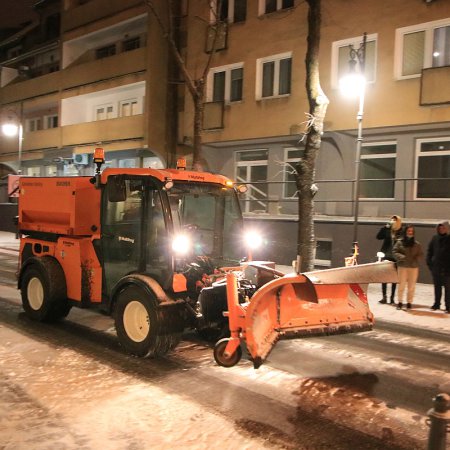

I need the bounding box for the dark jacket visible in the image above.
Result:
[376,226,403,261]
[393,238,423,268]
[427,233,450,274]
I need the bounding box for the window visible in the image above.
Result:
[95,104,114,120]
[395,18,450,79]
[118,158,137,168]
[208,63,244,103]
[96,44,116,59]
[359,142,396,199]
[331,34,377,89]
[235,150,268,213]
[122,37,141,52]
[256,52,292,99]
[315,239,332,269]
[44,115,58,129]
[44,165,57,176]
[26,166,41,176]
[26,118,42,132]
[416,138,450,199]
[216,0,247,23]
[259,0,294,15]
[283,147,304,198]
[120,99,139,117]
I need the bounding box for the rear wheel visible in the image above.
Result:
[114,285,180,357]
[213,338,242,367]
[21,258,71,322]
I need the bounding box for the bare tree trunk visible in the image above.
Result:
[295,0,329,272]
[145,0,222,172]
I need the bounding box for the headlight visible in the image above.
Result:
[172,234,191,255]
[244,231,263,249]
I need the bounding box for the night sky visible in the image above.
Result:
[0,0,37,30]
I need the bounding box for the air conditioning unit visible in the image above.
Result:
[72,153,89,165]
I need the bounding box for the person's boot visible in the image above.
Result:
[396,302,403,310]
[431,303,440,311]
[379,296,387,304]
[406,303,412,309]
[389,296,395,305]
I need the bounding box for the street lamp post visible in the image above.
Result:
[2,106,24,174]
[340,33,367,255]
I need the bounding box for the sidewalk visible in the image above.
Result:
[0,231,448,335]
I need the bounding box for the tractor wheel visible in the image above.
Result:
[21,258,71,322]
[213,338,242,367]
[114,285,178,358]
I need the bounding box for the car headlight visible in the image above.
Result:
[244,231,263,250]
[172,234,191,256]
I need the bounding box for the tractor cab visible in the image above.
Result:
[100,168,246,300]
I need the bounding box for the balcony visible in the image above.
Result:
[62,48,147,91]
[62,0,145,33]
[420,66,450,106]
[61,114,144,147]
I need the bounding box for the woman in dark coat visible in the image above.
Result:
[376,215,403,304]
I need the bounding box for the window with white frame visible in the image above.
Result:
[315,239,332,269]
[120,99,139,117]
[44,165,57,176]
[416,138,450,199]
[256,52,292,99]
[395,18,450,79]
[259,0,294,15]
[207,63,243,103]
[283,147,304,198]
[95,104,114,120]
[26,166,41,176]
[331,34,377,89]
[235,149,268,213]
[44,114,58,129]
[213,0,247,23]
[359,142,396,199]
[26,118,42,132]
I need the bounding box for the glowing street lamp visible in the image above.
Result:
[1,112,23,175]
[339,32,367,251]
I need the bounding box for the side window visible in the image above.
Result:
[416,138,450,199]
[208,64,244,103]
[360,142,397,199]
[256,53,292,99]
[395,19,450,79]
[235,149,268,213]
[216,0,247,23]
[259,0,294,15]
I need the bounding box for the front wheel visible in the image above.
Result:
[114,285,180,358]
[213,338,242,367]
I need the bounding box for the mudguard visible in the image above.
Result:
[228,261,398,368]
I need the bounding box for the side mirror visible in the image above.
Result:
[107,176,126,202]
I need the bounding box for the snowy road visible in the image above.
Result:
[0,250,448,449]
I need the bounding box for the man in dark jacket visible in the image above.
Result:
[427,221,450,313]
[376,215,403,304]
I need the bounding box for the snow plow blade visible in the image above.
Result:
[216,261,397,369]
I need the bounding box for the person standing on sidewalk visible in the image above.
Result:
[376,215,403,305]
[426,221,450,313]
[393,225,423,310]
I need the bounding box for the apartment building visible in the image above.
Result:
[0,0,169,187]
[179,0,450,271]
[0,0,449,275]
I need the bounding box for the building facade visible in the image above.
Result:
[0,0,449,279]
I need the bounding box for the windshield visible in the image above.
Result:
[167,182,244,264]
